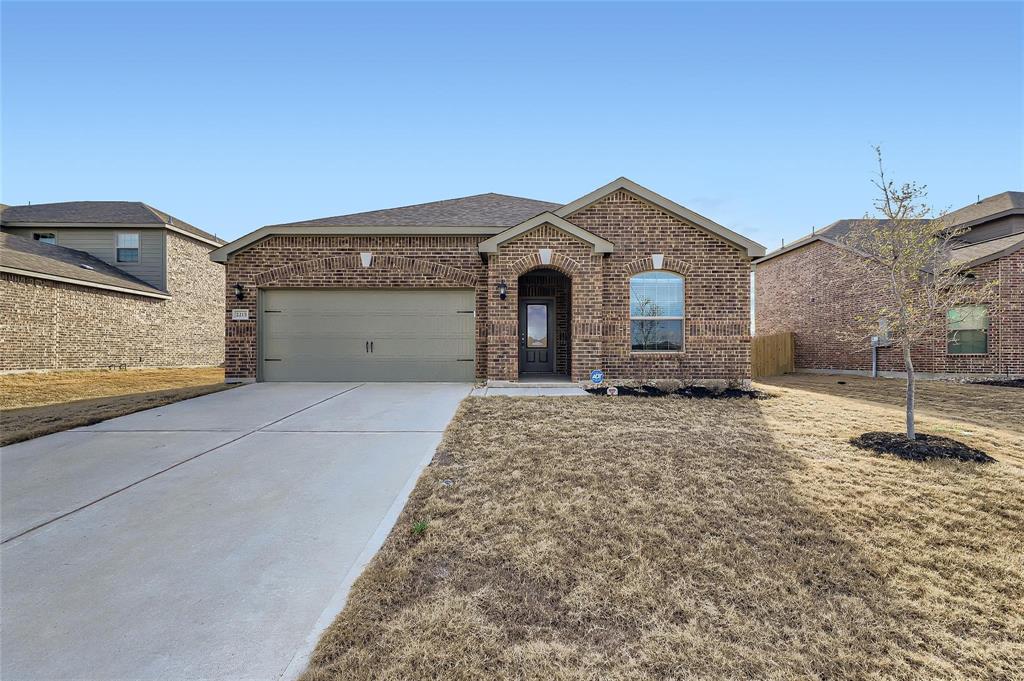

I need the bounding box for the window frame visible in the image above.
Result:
[115,231,141,263]
[33,232,57,245]
[628,270,685,353]
[946,305,989,355]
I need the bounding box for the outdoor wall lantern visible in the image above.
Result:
[497,280,508,300]
[233,283,246,301]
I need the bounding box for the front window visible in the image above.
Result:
[947,305,988,354]
[630,271,684,351]
[116,232,140,263]
[33,233,56,245]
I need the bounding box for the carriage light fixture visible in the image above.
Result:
[497,280,508,300]
[232,283,245,301]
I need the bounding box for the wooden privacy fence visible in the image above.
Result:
[751,332,795,379]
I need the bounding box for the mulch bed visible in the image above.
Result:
[974,378,1024,389]
[850,431,996,463]
[585,384,770,399]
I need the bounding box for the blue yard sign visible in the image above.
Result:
[590,369,604,384]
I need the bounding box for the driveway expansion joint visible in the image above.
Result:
[1,383,364,545]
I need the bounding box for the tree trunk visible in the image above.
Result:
[903,344,916,440]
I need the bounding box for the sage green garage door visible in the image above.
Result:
[260,289,476,382]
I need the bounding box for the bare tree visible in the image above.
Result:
[632,296,665,349]
[839,147,997,439]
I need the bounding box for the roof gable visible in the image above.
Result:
[477,213,614,254]
[555,177,765,257]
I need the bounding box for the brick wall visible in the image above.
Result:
[221,191,754,384]
[0,231,224,371]
[487,223,602,381]
[754,240,1024,376]
[570,190,752,382]
[222,235,486,381]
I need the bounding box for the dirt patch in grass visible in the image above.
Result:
[301,388,1023,680]
[0,368,232,446]
[584,384,769,399]
[851,431,997,463]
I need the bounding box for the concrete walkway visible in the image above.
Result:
[1,382,470,681]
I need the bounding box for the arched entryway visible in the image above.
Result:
[517,268,571,379]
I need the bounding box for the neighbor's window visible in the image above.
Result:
[947,305,988,354]
[116,232,140,263]
[33,233,56,245]
[630,271,684,351]
[877,318,891,346]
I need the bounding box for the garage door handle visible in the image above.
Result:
[366,341,369,353]
[370,341,374,353]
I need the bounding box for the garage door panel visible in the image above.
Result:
[261,290,475,382]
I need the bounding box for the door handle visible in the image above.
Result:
[366,341,369,353]
[370,341,374,353]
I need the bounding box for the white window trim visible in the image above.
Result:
[629,271,685,353]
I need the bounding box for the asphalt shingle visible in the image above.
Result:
[0,232,166,295]
[944,191,1024,227]
[269,193,560,228]
[0,201,223,244]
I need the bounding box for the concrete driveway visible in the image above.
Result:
[1,382,470,681]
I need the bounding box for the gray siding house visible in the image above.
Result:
[0,201,227,371]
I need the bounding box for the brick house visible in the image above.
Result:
[1,202,226,371]
[754,191,1024,378]
[210,178,765,384]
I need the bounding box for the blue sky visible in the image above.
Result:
[2,1,1021,245]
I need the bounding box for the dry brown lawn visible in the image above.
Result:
[303,379,1023,680]
[759,372,1024,434]
[0,368,231,446]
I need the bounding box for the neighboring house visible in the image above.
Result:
[210,178,766,384]
[754,191,1024,378]
[0,202,226,371]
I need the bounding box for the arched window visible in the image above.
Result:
[630,271,684,351]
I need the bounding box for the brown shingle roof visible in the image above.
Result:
[0,201,224,244]
[0,232,167,296]
[269,193,560,228]
[950,232,1024,268]
[945,191,1024,227]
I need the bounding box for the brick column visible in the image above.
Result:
[570,252,604,381]
[487,254,518,380]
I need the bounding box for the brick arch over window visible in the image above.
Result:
[623,256,692,276]
[508,251,582,278]
[252,254,478,287]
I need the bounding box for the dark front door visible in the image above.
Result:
[519,298,554,374]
